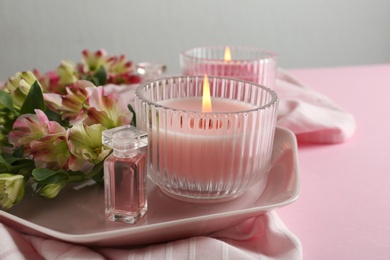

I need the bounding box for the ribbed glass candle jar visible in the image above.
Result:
[135,76,278,203]
[180,46,278,89]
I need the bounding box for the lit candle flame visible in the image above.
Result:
[224,46,232,61]
[202,74,212,112]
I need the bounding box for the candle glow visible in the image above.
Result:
[202,74,212,112]
[224,47,232,61]
[181,46,278,89]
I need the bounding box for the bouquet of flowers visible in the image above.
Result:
[0,49,145,210]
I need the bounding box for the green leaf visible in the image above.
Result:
[0,155,11,172]
[128,104,136,126]
[45,109,69,127]
[92,65,107,86]
[0,89,17,114]
[32,168,69,184]
[1,118,16,136]
[0,153,35,175]
[67,170,88,182]
[45,109,61,121]
[19,81,45,115]
[32,168,56,181]
[90,160,104,184]
[12,145,25,158]
[3,153,26,164]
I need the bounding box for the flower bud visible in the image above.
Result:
[39,181,66,199]
[0,173,25,210]
[4,71,41,110]
[57,60,78,86]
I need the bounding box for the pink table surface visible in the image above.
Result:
[278,64,390,259]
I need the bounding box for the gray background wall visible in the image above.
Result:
[1,0,389,80]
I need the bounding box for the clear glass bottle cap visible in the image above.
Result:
[102,125,148,153]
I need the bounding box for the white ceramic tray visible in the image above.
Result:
[0,127,300,247]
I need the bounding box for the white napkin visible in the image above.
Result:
[275,69,356,143]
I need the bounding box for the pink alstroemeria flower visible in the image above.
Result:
[67,123,111,168]
[8,109,66,156]
[30,134,74,171]
[9,109,80,170]
[83,86,133,128]
[43,92,63,111]
[107,55,133,74]
[44,60,79,95]
[33,61,78,95]
[59,80,96,124]
[78,49,108,75]
[43,80,95,125]
[106,55,142,84]
[33,70,61,94]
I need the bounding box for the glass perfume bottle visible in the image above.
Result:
[102,125,148,224]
